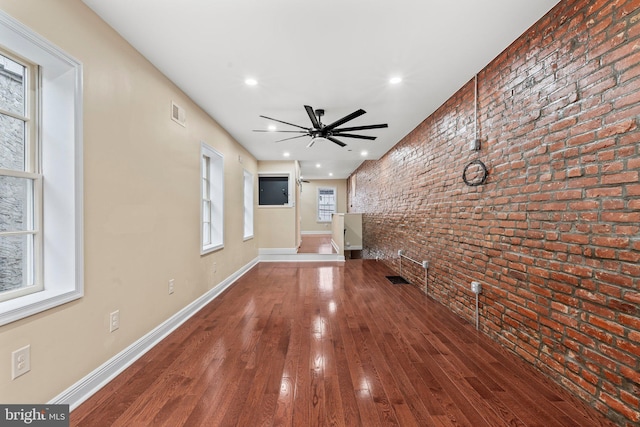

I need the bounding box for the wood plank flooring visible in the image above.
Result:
[71,260,615,426]
[298,234,335,254]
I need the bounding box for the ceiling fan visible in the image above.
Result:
[253,105,388,147]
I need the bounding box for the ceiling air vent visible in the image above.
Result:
[171,101,186,127]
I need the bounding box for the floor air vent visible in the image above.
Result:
[386,275,409,285]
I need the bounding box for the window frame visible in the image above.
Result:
[243,169,254,241]
[0,49,44,302]
[0,10,84,326]
[200,143,224,254]
[317,186,337,223]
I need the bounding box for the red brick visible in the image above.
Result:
[602,171,639,185]
[601,212,640,223]
[585,187,622,197]
[600,343,637,366]
[617,339,640,357]
[592,236,629,248]
[620,390,639,408]
[600,393,640,422]
[621,365,640,384]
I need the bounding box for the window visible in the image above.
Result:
[317,187,336,222]
[258,175,290,206]
[201,143,223,254]
[0,50,41,302]
[243,170,254,240]
[0,10,83,326]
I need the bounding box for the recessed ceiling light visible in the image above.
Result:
[245,78,258,86]
[329,172,333,177]
[316,163,321,168]
[361,150,368,156]
[268,124,277,131]
[283,152,290,157]
[390,76,402,84]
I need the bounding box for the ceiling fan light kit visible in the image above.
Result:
[253,105,388,148]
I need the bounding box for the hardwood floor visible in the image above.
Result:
[72,260,615,426]
[298,234,335,254]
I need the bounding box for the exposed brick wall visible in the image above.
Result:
[348,0,640,424]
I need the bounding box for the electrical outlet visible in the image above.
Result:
[11,345,30,380]
[213,262,217,274]
[471,281,482,294]
[168,279,175,295]
[109,310,120,332]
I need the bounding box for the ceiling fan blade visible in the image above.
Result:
[333,123,388,132]
[259,115,309,130]
[253,130,307,133]
[274,134,310,142]
[331,133,377,140]
[323,109,366,132]
[327,136,347,147]
[304,105,320,129]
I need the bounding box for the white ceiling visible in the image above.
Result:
[82,0,560,179]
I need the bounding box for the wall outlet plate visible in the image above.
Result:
[168,279,175,295]
[12,345,30,380]
[471,281,482,294]
[110,310,120,332]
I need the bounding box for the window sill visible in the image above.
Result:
[243,235,254,242]
[201,243,224,255]
[0,288,83,327]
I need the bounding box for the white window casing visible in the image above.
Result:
[243,169,254,240]
[317,187,336,223]
[201,143,223,254]
[0,10,83,326]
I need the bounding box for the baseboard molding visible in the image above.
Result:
[258,247,298,255]
[50,256,259,411]
[260,253,345,262]
[301,231,332,235]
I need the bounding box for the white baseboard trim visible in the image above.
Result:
[260,253,345,262]
[50,256,259,411]
[258,247,298,255]
[301,231,332,235]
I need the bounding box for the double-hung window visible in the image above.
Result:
[201,143,223,253]
[317,187,336,222]
[0,10,83,326]
[0,50,42,302]
[243,170,254,240]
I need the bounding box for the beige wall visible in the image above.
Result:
[300,179,347,233]
[256,160,299,250]
[0,0,258,404]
